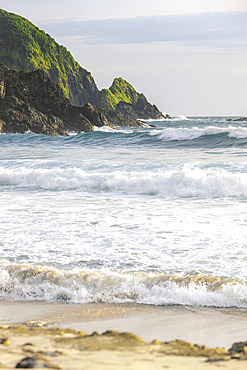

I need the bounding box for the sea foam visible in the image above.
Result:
[150,126,247,141]
[1,164,247,198]
[0,264,246,308]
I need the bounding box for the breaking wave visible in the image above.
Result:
[1,164,247,198]
[150,126,247,141]
[0,263,246,308]
[2,124,247,150]
[170,115,191,121]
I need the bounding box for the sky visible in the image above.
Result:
[0,1,247,116]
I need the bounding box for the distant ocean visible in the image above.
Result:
[0,116,247,308]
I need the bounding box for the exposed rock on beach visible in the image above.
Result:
[0,325,246,369]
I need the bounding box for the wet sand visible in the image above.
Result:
[0,301,246,369]
[0,301,247,348]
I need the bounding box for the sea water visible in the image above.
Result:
[0,116,247,308]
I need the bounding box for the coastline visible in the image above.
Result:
[0,301,247,348]
[0,301,247,369]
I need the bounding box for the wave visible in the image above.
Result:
[1,124,247,151]
[0,263,246,308]
[1,164,247,198]
[170,115,191,121]
[143,115,191,122]
[150,126,247,141]
[93,126,117,132]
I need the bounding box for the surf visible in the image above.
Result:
[0,263,246,308]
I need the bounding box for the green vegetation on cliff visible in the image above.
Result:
[0,8,98,105]
[0,8,166,118]
[97,78,139,109]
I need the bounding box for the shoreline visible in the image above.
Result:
[0,301,247,349]
[0,301,247,369]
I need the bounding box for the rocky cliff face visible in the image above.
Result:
[0,9,99,106]
[0,9,168,119]
[0,65,145,135]
[95,78,168,119]
[0,65,4,98]
[116,94,170,120]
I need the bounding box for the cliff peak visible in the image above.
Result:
[0,8,168,119]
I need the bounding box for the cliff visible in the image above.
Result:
[0,9,98,106]
[96,78,168,119]
[0,65,145,135]
[0,8,168,119]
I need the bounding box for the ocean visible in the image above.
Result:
[0,116,247,309]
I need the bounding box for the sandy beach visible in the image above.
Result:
[0,301,246,369]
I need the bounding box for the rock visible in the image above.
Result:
[15,354,61,369]
[228,341,247,354]
[116,93,170,120]
[95,77,167,119]
[0,9,169,118]
[15,356,60,368]
[0,338,10,346]
[80,103,108,127]
[227,117,247,122]
[96,105,147,127]
[0,65,146,135]
[0,66,5,99]
[0,8,98,107]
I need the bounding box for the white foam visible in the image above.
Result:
[1,164,247,198]
[150,126,247,141]
[172,115,191,121]
[0,264,246,307]
[144,115,191,122]
[93,126,141,134]
[228,127,247,139]
[143,118,170,122]
[66,131,78,136]
[93,126,117,132]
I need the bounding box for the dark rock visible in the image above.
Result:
[15,356,60,368]
[227,117,247,122]
[0,65,5,99]
[0,8,98,107]
[115,94,170,120]
[205,358,228,363]
[80,103,108,127]
[96,105,148,127]
[0,65,145,135]
[0,9,169,120]
[228,341,247,354]
[16,357,38,368]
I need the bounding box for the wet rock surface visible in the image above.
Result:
[0,66,145,135]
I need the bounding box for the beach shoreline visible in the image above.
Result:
[0,301,247,349]
[0,301,247,369]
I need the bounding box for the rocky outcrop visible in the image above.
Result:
[0,65,145,135]
[93,105,148,128]
[1,325,247,369]
[116,94,170,120]
[0,64,4,98]
[95,77,168,120]
[0,8,98,106]
[227,117,247,122]
[0,9,169,119]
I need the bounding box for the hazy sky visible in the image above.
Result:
[1,0,247,116]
